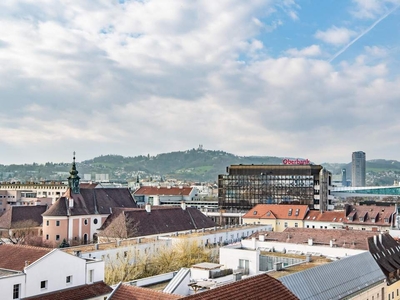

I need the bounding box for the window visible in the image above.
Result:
[89,270,94,282]
[40,280,47,289]
[94,218,98,225]
[253,211,257,215]
[295,223,298,228]
[288,209,292,216]
[84,219,88,225]
[284,222,288,228]
[56,235,60,241]
[13,284,20,299]
[66,275,72,284]
[56,220,60,226]
[295,209,300,216]
[46,220,49,226]
[46,234,49,240]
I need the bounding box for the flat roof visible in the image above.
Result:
[192,262,223,270]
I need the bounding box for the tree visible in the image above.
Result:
[59,238,70,248]
[98,211,139,242]
[104,240,212,285]
[5,219,40,245]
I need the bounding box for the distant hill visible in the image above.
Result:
[0,149,400,185]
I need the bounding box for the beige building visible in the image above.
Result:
[242,204,309,232]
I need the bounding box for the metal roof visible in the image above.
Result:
[279,252,385,300]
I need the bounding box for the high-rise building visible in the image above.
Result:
[351,151,366,187]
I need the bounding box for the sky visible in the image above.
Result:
[0,0,400,165]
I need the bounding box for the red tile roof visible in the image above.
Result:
[25,281,113,300]
[304,210,345,223]
[109,274,298,300]
[0,244,52,271]
[0,205,47,229]
[134,186,193,196]
[243,204,309,220]
[344,204,395,226]
[184,273,298,300]
[109,283,180,300]
[252,228,377,250]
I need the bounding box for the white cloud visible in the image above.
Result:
[285,45,322,57]
[0,0,399,165]
[351,0,400,18]
[315,26,357,46]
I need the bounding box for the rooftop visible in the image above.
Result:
[243,204,309,220]
[24,281,113,300]
[0,244,52,271]
[251,227,378,250]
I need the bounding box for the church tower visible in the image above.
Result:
[68,152,80,194]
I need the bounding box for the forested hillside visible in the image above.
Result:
[1,149,399,185]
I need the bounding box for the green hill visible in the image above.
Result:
[0,149,399,185]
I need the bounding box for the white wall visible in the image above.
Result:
[0,273,25,300]
[25,250,87,297]
[240,239,366,258]
[219,245,260,276]
[160,225,272,248]
[24,249,105,298]
[304,221,343,229]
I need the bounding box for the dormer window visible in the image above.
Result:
[253,211,257,215]
[295,209,300,216]
[359,217,364,222]
[288,209,292,216]
[266,211,271,216]
[384,218,389,223]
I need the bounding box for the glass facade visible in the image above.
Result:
[218,165,324,210]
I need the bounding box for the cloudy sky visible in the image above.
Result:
[1,0,399,165]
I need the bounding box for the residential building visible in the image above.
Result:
[63,224,269,267]
[42,156,137,245]
[218,163,334,211]
[242,204,310,232]
[0,206,47,243]
[0,182,68,206]
[344,204,395,231]
[279,252,386,300]
[304,210,344,229]
[0,244,111,300]
[352,151,366,187]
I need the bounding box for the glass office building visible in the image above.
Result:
[218,164,332,210]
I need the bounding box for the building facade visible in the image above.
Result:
[42,156,137,246]
[218,163,333,211]
[352,151,366,187]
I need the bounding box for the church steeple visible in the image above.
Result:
[68,152,80,194]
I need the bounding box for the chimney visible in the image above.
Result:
[25,261,30,267]
[181,202,187,211]
[259,234,265,242]
[379,234,383,245]
[330,240,333,247]
[308,238,313,246]
[145,203,151,213]
[373,235,377,246]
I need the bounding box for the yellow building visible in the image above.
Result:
[242,204,309,232]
